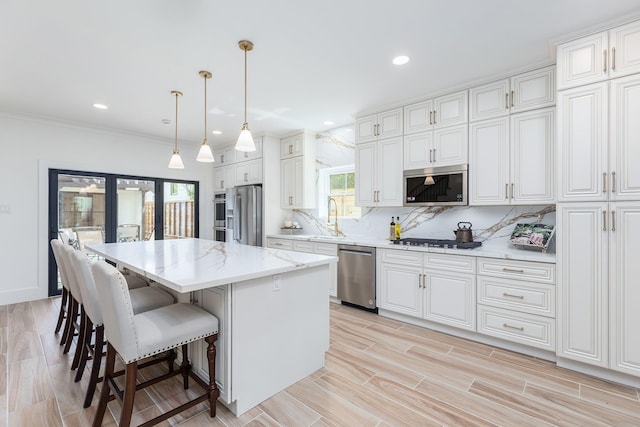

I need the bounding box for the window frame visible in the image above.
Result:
[318,164,360,219]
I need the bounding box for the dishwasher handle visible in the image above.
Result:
[338,249,374,256]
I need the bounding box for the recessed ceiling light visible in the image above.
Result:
[212,130,222,135]
[92,103,108,110]
[392,55,410,65]
[323,121,334,126]
[161,119,172,125]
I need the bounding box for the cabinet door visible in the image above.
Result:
[511,108,555,205]
[292,156,305,208]
[424,271,475,331]
[237,137,263,162]
[235,159,262,185]
[377,137,403,206]
[432,124,468,167]
[404,100,433,134]
[557,82,608,202]
[378,263,422,317]
[557,203,608,367]
[610,202,640,376]
[378,108,403,139]
[610,74,640,201]
[510,66,555,113]
[469,117,509,205]
[433,90,468,128]
[609,20,640,79]
[281,134,304,159]
[223,165,235,190]
[280,157,296,208]
[355,142,376,206]
[403,132,432,170]
[214,167,226,192]
[469,79,509,122]
[557,32,608,90]
[355,114,377,143]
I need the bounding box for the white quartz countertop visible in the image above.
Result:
[266,234,556,264]
[87,238,338,293]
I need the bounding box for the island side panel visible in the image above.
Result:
[231,264,330,416]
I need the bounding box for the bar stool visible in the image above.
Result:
[67,250,176,407]
[50,239,73,339]
[91,261,219,427]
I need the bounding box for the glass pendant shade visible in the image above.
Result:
[168,149,184,169]
[235,124,255,152]
[424,176,435,185]
[197,139,215,162]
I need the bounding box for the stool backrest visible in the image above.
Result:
[91,261,139,362]
[50,239,71,291]
[59,243,83,304]
[69,250,103,326]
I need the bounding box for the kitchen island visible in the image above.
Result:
[88,238,337,416]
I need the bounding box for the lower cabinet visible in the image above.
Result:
[377,249,476,331]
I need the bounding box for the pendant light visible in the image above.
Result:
[168,90,185,169]
[196,70,215,162]
[235,40,256,152]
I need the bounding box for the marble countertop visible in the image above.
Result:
[266,234,556,264]
[87,238,338,293]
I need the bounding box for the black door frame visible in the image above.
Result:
[48,168,199,296]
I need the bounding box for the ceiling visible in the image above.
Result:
[3,0,640,148]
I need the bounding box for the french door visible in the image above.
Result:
[48,169,199,296]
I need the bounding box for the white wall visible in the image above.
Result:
[0,113,214,305]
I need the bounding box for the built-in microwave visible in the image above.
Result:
[403,164,468,206]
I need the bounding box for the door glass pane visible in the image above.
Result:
[163,182,195,239]
[117,178,155,242]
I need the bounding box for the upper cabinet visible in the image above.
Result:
[213,138,264,192]
[469,66,555,122]
[403,90,468,135]
[355,137,403,207]
[557,21,640,90]
[280,130,316,209]
[355,108,403,143]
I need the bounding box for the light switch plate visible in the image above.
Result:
[273,274,281,292]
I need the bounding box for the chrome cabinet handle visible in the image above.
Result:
[418,273,423,288]
[505,93,509,109]
[289,144,293,155]
[603,209,607,231]
[604,50,608,73]
[603,172,607,193]
[503,268,524,273]
[221,180,224,188]
[612,210,616,232]
[433,149,436,162]
[612,171,616,193]
[511,90,515,107]
[244,152,249,158]
[244,172,248,182]
[505,183,509,199]
[433,110,436,124]
[503,323,524,332]
[429,111,433,125]
[510,183,514,199]
[274,242,283,246]
[612,47,616,70]
[220,154,224,163]
[502,293,525,299]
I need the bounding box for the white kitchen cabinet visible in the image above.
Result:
[235,158,262,186]
[265,237,293,250]
[355,137,403,207]
[235,138,263,162]
[377,249,476,331]
[469,66,555,122]
[403,125,468,170]
[280,131,316,209]
[355,108,403,143]
[213,146,236,165]
[213,165,235,192]
[557,20,640,90]
[470,108,554,205]
[403,90,467,135]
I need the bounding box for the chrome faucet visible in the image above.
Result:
[327,197,339,237]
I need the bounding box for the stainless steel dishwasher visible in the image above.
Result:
[337,244,376,311]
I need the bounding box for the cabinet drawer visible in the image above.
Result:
[424,253,475,274]
[477,258,555,284]
[314,242,337,256]
[266,238,293,250]
[293,241,314,253]
[477,305,555,351]
[379,249,423,267]
[477,276,555,317]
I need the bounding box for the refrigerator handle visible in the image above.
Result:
[234,193,241,242]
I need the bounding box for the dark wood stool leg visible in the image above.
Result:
[119,362,138,427]
[71,306,87,370]
[62,298,79,353]
[54,287,68,334]
[181,344,190,389]
[166,348,176,373]
[84,324,103,408]
[92,341,115,427]
[60,294,74,345]
[205,334,219,417]
[75,316,93,382]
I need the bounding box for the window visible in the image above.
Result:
[319,165,361,219]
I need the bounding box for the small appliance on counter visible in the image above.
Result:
[392,238,481,249]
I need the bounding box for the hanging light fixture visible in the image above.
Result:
[424,175,435,185]
[168,90,185,169]
[196,70,215,162]
[235,40,256,152]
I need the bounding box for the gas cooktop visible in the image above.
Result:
[391,238,482,249]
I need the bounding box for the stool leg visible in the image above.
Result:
[60,294,74,345]
[119,362,137,427]
[84,324,103,408]
[75,316,93,383]
[181,344,189,389]
[205,334,219,417]
[71,306,87,370]
[54,287,68,334]
[92,341,115,427]
[166,349,176,373]
[63,298,79,354]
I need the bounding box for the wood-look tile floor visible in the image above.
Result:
[2,298,640,426]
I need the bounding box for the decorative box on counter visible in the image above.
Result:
[509,223,555,253]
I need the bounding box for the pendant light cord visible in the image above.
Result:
[204,76,207,139]
[243,47,248,124]
[174,92,179,151]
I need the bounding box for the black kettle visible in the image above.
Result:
[453,222,474,243]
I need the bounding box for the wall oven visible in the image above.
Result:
[214,193,226,242]
[403,164,468,206]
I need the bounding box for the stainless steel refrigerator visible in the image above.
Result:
[225,185,262,246]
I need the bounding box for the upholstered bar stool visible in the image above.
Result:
[50,239,73,340]
[91,261,219,427]
[68,249,176,407]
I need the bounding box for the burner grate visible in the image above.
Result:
[391,238,482,249]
